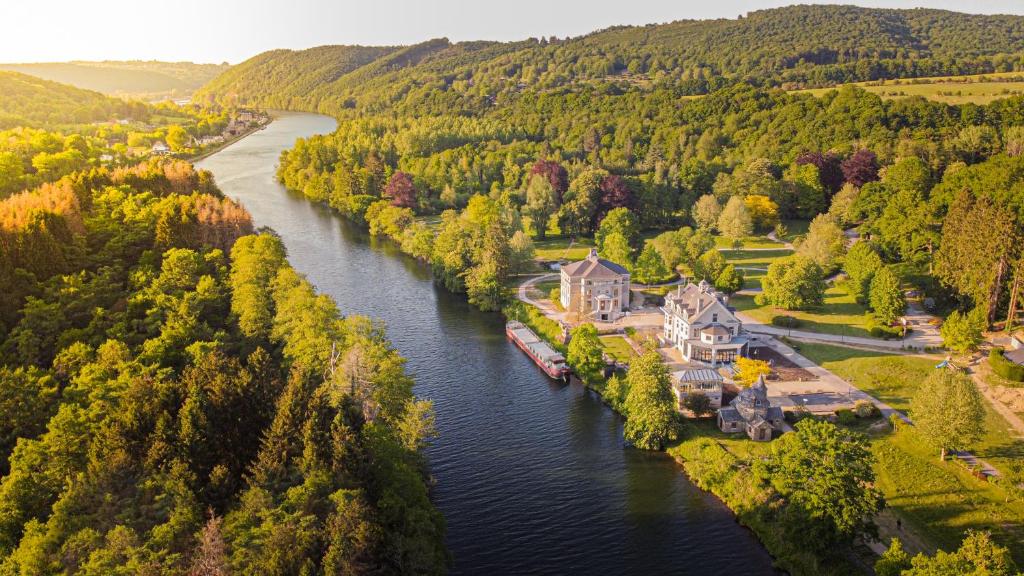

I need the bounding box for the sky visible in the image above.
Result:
[3,0,1024,64]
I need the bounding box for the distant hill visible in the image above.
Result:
[0,71,149,128]
[196,5,1024,116]
[0,61,229,101]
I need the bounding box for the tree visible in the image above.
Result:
[953,125,1001,164]
[795,150,844,195]
[524,174,559,240]
[383,171,417,209]
[694,249,726,282]
[869,266,905,324]
[595,207,638,253]
[905,530,1017,576]
[164,125,191,152]
[875,538,912,576]
[844,242,883,303]
[940,308,987,353]
[530,159,568,199]
[714,264,743,295]
[883,156,932,195]
[684,392,713,417]
[796,214,845,273]
[935,191,1018,325]
[757,419,883,545]
[598,174,633,216]
[757,256,826,310]
[841,149,880,187]
[717,196,753,240]
[734,357,772,387]
[827,183,859,227]
[190,515,230,576]
[744,195,779,232]
[633,244,672,284]
[623,350,677,450]
[465,260,504,311]
[600,232,634,270]
[910,370,985,461]
[692,194,721,230]
[559,169,604,235]
[649,227,692,270]
[567,323,604,384]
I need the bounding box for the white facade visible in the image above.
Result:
[662,280,748,366]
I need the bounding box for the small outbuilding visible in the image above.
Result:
[717,375,784,441]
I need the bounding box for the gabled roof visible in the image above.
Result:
[561,250,629,279]
[665,282,738,325]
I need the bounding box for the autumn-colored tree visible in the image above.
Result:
[383,171,417,209]
[841,149,880,187]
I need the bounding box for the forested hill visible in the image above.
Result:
[0,61,229,101]
[0,71,150,128]
[195,4,1024,113]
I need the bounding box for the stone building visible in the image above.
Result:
[560,249,631,322]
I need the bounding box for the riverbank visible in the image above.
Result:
[196,111,780,574]
[187,120,267,163]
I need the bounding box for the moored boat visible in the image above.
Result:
[506,321,570,379]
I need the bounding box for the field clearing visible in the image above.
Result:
[712,234,784,249]
[721,248,792,268]
[793,72,1024,105]
[533,236,595,261]
[731,285,873,338]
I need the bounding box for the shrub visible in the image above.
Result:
[771,315,802,328]
[835,409,856,425]
[990,348,1024,382]
[853,400,878,418]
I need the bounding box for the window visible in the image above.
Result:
[712,313,718,322]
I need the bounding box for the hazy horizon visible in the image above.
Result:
[4,0,1024,65]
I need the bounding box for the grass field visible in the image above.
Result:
[797,343,935,411]
[793,72,1024,105]
[871,426,1024,565]
[533,236,595,261]
[721,248,792,268]
[712,234,785,249]
[599,335,637,362]
[731,285,873,338]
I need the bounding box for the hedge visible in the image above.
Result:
[771,315,802,328]
[989,348,1024,382]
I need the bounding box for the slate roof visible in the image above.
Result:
[561,251,629,279]
[718,407,745,423]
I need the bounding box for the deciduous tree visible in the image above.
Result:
[910,370,985,461]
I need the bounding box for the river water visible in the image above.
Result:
[197,111,778,575]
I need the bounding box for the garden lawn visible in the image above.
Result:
[533,236,594,261]
[599,335,637,362]
[713,234,785,249]
[779,219,809,243]
[871,426,1024,566]
[731,285,873,338]
[721,249,792,269]
[796,343,934,412]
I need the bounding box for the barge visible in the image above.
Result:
[506,321,570,379]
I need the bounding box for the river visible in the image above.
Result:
[197,111,779,575]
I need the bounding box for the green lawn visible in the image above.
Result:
[721,248,792,268]
[797,343,935,412]
[800,342,1024,477]
[792,72,1024,105]
[713,234,785,249]
[731,285,873,338]
[779,219,809,243]
[599,335,637,362]
[533,236,595,261]
[871,426,1024,565]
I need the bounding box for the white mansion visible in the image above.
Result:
[560,249,631,322]
[662,280,749,366]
